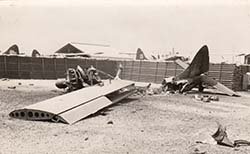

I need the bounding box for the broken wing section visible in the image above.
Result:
[178,45,209,79]
[9,80,135,124]
[9,109,58,122]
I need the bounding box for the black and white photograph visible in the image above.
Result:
[1,0,250,153]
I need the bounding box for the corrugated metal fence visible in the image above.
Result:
[119,60,239,90]
[0,55,243,90]
[0,56,117,79]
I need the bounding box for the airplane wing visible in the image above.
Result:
[177,45,209,79]
[9,80,135,124]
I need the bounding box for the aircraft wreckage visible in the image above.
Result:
[161,45,239,96]
[9,65,136,124]
[9,45,239,124]
[9,80,135,124]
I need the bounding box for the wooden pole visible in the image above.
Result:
[219,63,223,82]
[164,62,168,77]
[42,58,45,79]
[130,61,134,80]
[17,56,20,78]
[4,56,7,77]
[154,62,159,83]
[138,60,142,82]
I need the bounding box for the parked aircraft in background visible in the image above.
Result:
[135,48,158,60]
[2,44,20,55]
[31,49,41,57]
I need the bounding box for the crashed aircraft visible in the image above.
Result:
[55,65,104,92]
[9,66,136,124]
[162,45,239,96]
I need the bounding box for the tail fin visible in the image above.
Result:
[136,48,148,60]
[178,45,209,79]
[3,44,19,55]
[31,49,41,57]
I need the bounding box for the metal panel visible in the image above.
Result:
[213,82,239,96]
[10,79,134,124]
[59,96,112,124]
[20,80,133,115]
[175,59,188,69]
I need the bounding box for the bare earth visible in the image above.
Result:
[1,79,250,154]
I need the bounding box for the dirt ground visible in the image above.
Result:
[1,79,250,154]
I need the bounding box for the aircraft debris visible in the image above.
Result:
[55,65,104,92]
[8,86,16,89]
[134,83,152,96]
[107,120,113,125]
[191,148,207,154]
[212,123,250,147]
[9,58,134,125]
[161,45,239,97]
[194,95,219,103]
[9,79,136,124]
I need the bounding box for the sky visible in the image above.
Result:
[1,0,250,63]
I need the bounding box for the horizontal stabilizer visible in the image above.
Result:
[213,82,239,96]
[201,75,239,96]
